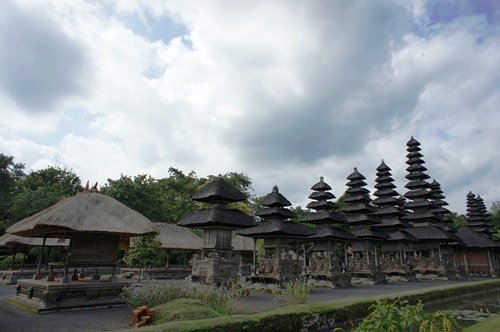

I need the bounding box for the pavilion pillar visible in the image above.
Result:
[463,251,468,274]
[44,247,52,270]
[33,236,46,280]
[9,250,17,271]
[252,238,257,275]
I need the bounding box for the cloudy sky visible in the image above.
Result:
[1,0,499,214]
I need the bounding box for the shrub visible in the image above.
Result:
[350,299,462,332]
[120,279,247,316]
[272,278,312,306]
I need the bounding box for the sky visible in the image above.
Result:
[1,0,499,215]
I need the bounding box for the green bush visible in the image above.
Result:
[0,255,23,270]
[272,278,312,306]
[350,299,462,332]
[120,280,247,316]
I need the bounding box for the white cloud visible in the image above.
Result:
[1,0,499,215]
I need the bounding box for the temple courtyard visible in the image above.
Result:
[0,277,497,332]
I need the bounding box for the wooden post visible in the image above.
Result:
[33,236,47,279]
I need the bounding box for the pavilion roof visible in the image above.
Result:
[232,234,255,251]
[238,220,315,238]
[308,226,356,241]
[6,191,158,237]
[178,206,257,229]
[192,177,247,203]
[143,222,202,250]
[455,226,500,249]
[0,233,69,248]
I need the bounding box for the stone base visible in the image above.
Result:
[0,269,65,285]
[351,271,387,285]
[9,279,130,313]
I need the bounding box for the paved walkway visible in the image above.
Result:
[0,278,486,332]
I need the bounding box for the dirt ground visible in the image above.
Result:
[0,278,485,332]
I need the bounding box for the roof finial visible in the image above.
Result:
[272,185,279,193]
[319,176,324,182]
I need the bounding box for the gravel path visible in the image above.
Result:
[0,278,483,332]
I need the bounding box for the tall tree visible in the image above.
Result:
[0,154,26,232]
[8,166,83,225]
[102,174,169,222]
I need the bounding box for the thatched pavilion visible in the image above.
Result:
[123,222,203,280]
[5,188,158,312]
[0,234,69,284]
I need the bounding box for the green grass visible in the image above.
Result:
[152,299,221,324]
[464,315,500,332]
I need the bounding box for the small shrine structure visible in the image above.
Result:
[371,160,417,281]
[300,177,356,288]
[123,222,203,280]
[5,186,158,312]
[454,192,500,276]
[342,168,389,284]
[0,234,69,284]
[177,177,257,284]
[239,185,314,284]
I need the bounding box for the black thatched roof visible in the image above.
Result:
[310,177,332,191]
[260,185,292,207]
[256,206,297,219]
[385,230,418,242]
[178,206,257,229]
[300,210,347,224]
[350,227,390,240]
[308,226,356,241]
[405,226,462,242]
[455,226,500,249]
[192,177,247,203]
[238,220,315,238]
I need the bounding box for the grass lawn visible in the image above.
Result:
[464,315,500,332]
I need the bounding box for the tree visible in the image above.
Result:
[0,154,25,232]
[7,166,82,225]
[102,174,169,222]
[490,201,500,233]
[448,212,467,230]
[123,236,165,282]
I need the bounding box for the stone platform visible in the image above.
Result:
[8,278,130,313]
[1,269,65,284]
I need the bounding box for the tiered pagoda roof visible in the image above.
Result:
[178,177,257,229]
[238,186,314,238]
[402,137,460,243]
[402,137,438,225]
[341,168,389,240]
[372,160,410,229]
[465,192,499,242]
[429,179,454,231]
[371,160,417,242]
[300,177,355,241]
